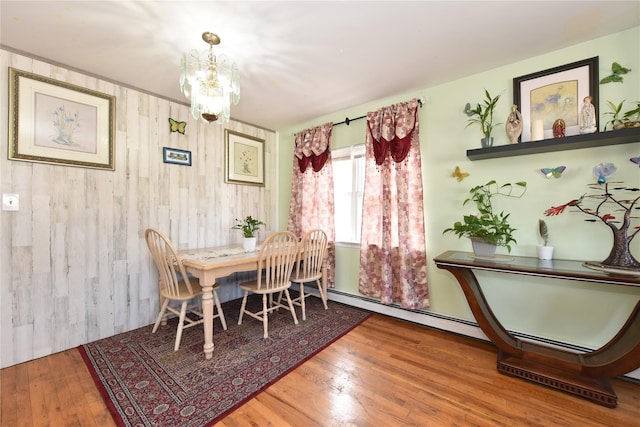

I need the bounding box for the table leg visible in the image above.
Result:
[199,270,217,360]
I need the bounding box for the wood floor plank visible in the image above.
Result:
[1,313,639,426]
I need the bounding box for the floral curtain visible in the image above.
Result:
[358,99,429,308]
[287,122,335,288]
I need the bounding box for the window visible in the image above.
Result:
[332,145,365,243]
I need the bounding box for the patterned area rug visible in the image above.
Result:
[79,294,370,426]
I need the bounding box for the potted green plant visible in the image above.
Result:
[604,100,640,130]
[443,180,527,257]
[232,215,265,250]
[622,101,640,127]
[464,89,502,148]
[603,100,626,130]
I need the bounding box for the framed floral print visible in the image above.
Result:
[224,129,265,186]
[8,68,116,170]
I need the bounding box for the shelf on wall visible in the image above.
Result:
[466,127,640,161]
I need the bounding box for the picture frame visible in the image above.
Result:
[224,129,265,186]
[163,147,192,166]
[8,68,116,170]
[513,57,598,142]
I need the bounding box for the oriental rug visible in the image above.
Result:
[79,294,370,427]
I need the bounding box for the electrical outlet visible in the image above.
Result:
[2,193,19,211]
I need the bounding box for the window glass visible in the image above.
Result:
[332,145,365,243]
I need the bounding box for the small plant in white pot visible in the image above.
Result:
[537,219,554,260]
[232,216,265,251]
[443,180,527,258]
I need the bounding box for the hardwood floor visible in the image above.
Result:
[2,314,639,426]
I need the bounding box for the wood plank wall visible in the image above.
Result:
[0,50,279,368]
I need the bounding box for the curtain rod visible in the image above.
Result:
[333,97,424,127]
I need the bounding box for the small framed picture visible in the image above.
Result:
[8,68,116,170]
[224,129,265,186]
[513,57,598,142]
[163,147,191,166]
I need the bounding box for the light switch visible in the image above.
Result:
[2,193,19,211]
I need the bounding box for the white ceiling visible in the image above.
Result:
[1,1,639,130]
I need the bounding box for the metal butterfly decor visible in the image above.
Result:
[600,62,632,84]
[169,118,187,134]
[540,166,566,179]
[631,157,640,167]
[451,166,470,182]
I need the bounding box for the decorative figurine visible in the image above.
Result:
[552,118,566,138]
[505,104,523,143]
[579,96,597,134]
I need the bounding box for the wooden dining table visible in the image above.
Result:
[179,244,327,359]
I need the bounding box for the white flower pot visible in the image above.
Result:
[537,245,554,260]
[242,237,257,251]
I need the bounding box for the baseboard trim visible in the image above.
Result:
[327,290,640,382]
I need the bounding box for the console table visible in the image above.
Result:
[433,250,640,407]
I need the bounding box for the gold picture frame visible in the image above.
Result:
[8,68,116,170]
[224,129,265,186]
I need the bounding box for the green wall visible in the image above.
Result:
[278,27,640,349]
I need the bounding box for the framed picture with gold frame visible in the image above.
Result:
[513,57,598,142]
[8,68,116,170]
[224,129,265,186]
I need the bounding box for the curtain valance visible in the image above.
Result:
[366,99,419,165]
[294,122,333,172]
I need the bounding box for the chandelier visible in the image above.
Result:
[179,32,240,123]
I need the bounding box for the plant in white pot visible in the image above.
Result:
[443,180,527,258]
[232,216,265,251]
[464,89,502,148]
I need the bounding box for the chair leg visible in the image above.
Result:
[152,299,170,333]
[262,294,269,339]
[283,289,299,325]
[299,283,306,321]
[316,279,328,310]
[238,291,249,325]
[174,301,188,352]
[213,290,227,330]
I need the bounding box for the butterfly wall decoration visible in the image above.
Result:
[631,157,640,167]
[599,62,632,84]
[451,166,469,182]
[540,166,566,179]
[169,118,187,134]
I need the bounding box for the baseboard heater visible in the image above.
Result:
[327,289,640,382]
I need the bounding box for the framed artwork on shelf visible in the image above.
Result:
[8,68,116,170]
[163,147,192,166]
[224,129,265,186]
[513,57,598,142]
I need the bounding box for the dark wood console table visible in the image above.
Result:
[433,250,640,408]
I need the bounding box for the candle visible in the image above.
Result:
[531,120,544,141]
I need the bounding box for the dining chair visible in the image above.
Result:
[238,231,299,338]
[145,228,227,351]
[291,229,329,320]
[288,229,329,320]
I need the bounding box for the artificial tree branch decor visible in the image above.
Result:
[544,163,640,270]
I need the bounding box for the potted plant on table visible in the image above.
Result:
[232,215,265,251]
[465,89,502,148]
[443,180,527,257]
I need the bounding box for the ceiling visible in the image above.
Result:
[2,1,639,131]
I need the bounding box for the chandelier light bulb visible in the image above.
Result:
[180,31,240,123]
